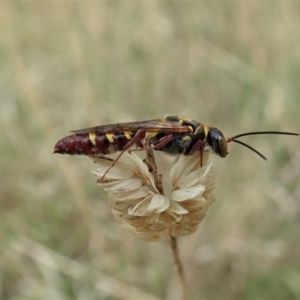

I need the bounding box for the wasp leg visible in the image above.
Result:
[186,140,204,167]
[92,155,114,163]
[98,129,146,182]
[128,134,174,153]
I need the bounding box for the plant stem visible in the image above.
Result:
[144,148,189,298]
[145,148,164,195]
[168,233,189,300]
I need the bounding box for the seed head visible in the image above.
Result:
[92,151,215,241]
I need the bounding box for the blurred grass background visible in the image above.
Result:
[1,1,300,299]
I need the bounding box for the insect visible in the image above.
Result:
[54,115,299,180]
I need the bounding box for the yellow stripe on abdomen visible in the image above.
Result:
[88,132,96,145]
[123,132,132,140]
[105,133,115,143]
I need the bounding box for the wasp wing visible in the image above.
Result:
[70,118,190,134]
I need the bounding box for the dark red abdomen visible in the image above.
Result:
[53,132,130,156]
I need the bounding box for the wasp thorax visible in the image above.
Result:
[207,128,228,157]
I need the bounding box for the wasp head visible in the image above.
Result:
[207,127,228,157]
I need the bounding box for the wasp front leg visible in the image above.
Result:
[186,139,205,167]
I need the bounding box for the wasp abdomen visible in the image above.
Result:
[53,132,133,156]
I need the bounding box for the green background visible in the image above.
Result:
[1,2,299,299]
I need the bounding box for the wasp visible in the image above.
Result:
[54,115,299,180]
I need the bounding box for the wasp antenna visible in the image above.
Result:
[231,139,267,160]
[231,131,299,140]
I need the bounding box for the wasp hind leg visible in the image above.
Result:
[97,129,146,182]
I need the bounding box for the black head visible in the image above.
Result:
[207,128,299,159]
[207,127,228,157]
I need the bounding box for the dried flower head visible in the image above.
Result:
[92,151,215,241]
